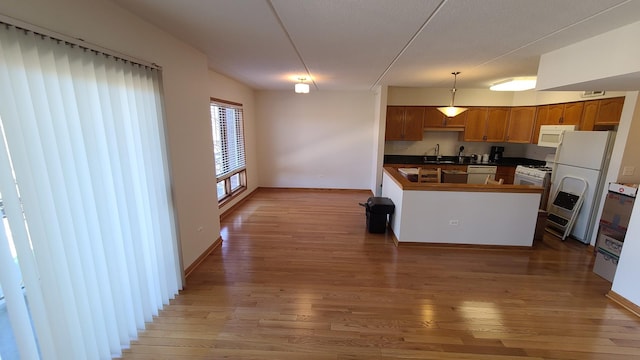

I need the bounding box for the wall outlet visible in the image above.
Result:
[623,166,635,176]
[449,220,459,226]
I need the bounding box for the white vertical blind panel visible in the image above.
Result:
[0,28,57,360]
[90,57,140,345]
[0,217,40,360]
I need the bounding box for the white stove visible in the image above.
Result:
[515,165,553,209]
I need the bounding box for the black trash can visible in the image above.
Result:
[361,197,395,233]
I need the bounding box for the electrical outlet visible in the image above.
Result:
[623,166,635,176]
[449,220,459,226]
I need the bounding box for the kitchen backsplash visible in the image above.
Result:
[385,131,556,161]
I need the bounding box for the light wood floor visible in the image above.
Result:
[120,188,640,359]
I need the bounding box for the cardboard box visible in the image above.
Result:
[599,191,635,230]
[597,223,626,241]
[596,233,623,256]
[593,247,619,282]
[608,182,638,197]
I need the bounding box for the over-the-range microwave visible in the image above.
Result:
[537,125,576,147]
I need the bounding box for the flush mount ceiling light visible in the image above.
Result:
[490,77,537,91]
[294,77,310,94]
[437,72,467,117]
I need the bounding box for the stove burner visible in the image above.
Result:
[522,165,553,172]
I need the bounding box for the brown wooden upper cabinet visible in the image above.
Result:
[462,107,509,142]
[385,106,424,141]
[505,106,537,143]
[581,97,625,130]
[532,102,584,144]
[423,106,466,129]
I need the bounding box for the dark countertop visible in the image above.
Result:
[383,155,545,167]
[383,167,544,193]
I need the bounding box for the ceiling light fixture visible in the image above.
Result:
[437,72,467,117]
[294,77,310,94]
[490,77,537,91]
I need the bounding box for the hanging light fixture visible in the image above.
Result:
[294,77,310,94]
[437,72,467,117]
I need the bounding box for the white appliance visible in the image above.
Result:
[467,165,497,184]
[514,165,552,209]
[538,125,576,147]
[550,131,616,244]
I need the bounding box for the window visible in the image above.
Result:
[210,98,247,203]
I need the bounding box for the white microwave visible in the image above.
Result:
[537,125,575,147]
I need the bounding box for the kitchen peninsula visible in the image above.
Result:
[382,167,543,247]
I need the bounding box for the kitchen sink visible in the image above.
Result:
[424,160,456,164]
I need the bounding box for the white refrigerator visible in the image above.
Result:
[550,131,615,244]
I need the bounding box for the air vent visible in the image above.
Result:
[582,91,605,98]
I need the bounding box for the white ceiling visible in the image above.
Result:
[111,0,640,91]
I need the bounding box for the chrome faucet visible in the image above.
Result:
[435,143,441,160]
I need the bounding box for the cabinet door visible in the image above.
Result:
[444,110,467,128]
[462,107,488,141]
[547,104,565,125]
[596,97,624,125]
[580,100,599,131]
[562,102,584,126]
[506,106,536,143]
[532,105,549,144]
[496,166,515,185]
[403,107,425,140]
[385,106,405,140]
[485,107,509,142]
[423,107,445,128]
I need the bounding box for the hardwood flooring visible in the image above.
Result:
[120,188,640,359]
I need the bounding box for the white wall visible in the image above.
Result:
[537,21,640,91]
[387,88,515,106]
[371,86,388,196]
[256,91,375,189]
[0,0,218,270]
[208,71,259,212]
[612,194,640,305]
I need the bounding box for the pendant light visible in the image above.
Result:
[294,77,310,94]
[437,72,467,117]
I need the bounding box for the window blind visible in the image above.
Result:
[210,100,246,179]
[0,21,181,359]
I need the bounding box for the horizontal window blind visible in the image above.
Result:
[210,100,246,179]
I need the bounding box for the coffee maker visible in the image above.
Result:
[490,146,504,162]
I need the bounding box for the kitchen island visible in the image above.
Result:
[382,167,543,247]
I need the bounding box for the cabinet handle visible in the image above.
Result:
[559,117,564,123]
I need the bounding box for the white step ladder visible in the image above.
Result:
[546,176,587,241]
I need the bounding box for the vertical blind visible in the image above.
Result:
[0,22,181,359]
[210,100,246,178]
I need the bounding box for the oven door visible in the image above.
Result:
[515,172,550,209]
[514,172,543,187]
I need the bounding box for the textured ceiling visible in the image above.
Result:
[112,0,640,91]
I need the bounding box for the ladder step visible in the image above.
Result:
[547,213,569,227]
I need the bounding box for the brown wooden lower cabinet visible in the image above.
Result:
[496,166,515,185]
